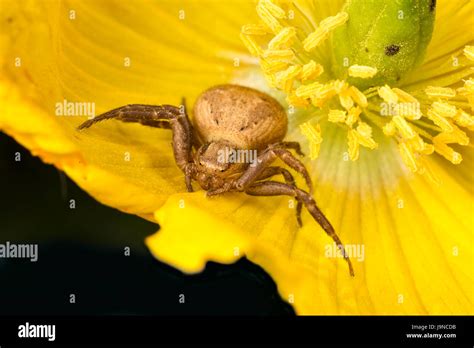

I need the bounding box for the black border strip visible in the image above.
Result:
[0,315,471,345]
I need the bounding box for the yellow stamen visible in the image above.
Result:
[328,109,347,123]
[339,88,354,110]
[397,103,422,120]
[261,60,288,74]
[356,122,372,137]
[349,86,368,108]
[300,122,322,160]
[457,92,474,111]
[295,81,322,98]
[425,86,456,99]
[464,45,474,61]
[241,24,269,35]
[262,49,294,61]
[390,88,422,120]
[302,12,348,52]
[378,85,399,104]
[427,109,454,132]
[409,135,434,155]
[431,101,457,118]
[392,115,416,139]
[355,122,378,149]
[300,60,324,81]
[275,65,302,85]
[240,33,263,57]
[398,142,418,172]
[286,93,310,107]
[319,12,349,31]
[458,77,474,96]
[421,144,435,155]
[275,65,301,94]
[347,130,359,161]
[339,97,354,111]
[463,78,474,94]
[282,79,295,94]
[256,1,282,33]
[303,28,329,52]
[345,106,361,127]
[268,27,297,49]
[453,109,474,130]
[332,80,346,94]
[434,125,469,146]
[392,88,418,103]
[260,0,286,19]
[433,140,462,164]
[383,121,396,136]
[242,5,473,172]
[458,79,474,111]
[348,65,378,78]
[311,83,337,108]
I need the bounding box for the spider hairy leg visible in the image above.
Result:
[77,104,195,192]
[246,181,354,277]
[234,145,313,193]
[256,166,304,227]
[277,141,305,157]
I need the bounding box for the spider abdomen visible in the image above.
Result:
[193,84,287,150]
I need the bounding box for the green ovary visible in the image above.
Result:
[331,0,436,90]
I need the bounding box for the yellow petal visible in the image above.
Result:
[1,0,473,316]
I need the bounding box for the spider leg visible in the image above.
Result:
[205,182,233,197]
[234,145,312,193]
[77,104,195,192]
[276,141,305,157]
[269,143,312,192]
[180,97,201,150]
[245,180,354,277]
[256,166,304,227]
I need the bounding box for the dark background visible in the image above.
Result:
[0,132,294,315]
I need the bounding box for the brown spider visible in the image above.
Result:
[78,84,354,276]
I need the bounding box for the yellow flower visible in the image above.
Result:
[0,0,472,314]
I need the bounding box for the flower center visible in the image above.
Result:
[241,0,474,182]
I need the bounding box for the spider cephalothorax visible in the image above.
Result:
[78,84,354,276]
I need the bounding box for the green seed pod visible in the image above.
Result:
[331,0,436,90]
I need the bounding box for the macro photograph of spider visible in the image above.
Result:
[0,0,473,344]
[78,84,354,276]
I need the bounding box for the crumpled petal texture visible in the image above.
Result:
[0,0,472,314]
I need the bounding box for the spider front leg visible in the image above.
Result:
[256,166,304,227]
[246,181,354,277]
[206,142,312,197]
[234,143,313,193]
[77,104,196,192]
[276,141,305,157]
